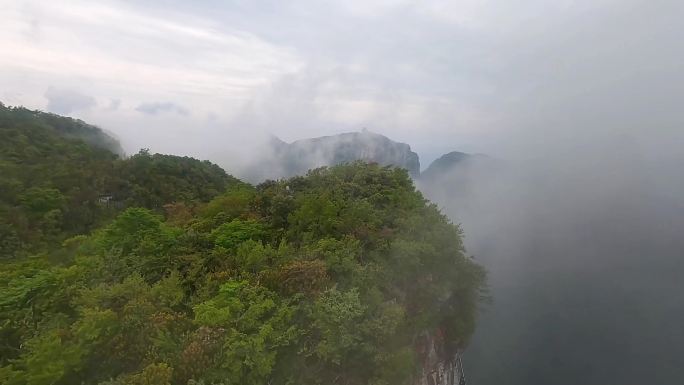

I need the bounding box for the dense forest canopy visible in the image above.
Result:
[0,104,240,258]
[0,106,486,385]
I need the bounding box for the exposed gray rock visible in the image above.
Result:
[415,329,467,385]
[243,129,420,181]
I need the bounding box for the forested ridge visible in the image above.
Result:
[0,105,486,385]
[0,103,240,257]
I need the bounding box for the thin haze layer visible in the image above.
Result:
[1,1,683,383]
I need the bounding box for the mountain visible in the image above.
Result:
[420,151,496,181]
[243,129,420,181]
[0,107,486,385]
[420,151,474,181]
[0,102,124,156]
[0,103,240,258]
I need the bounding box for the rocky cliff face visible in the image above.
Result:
[242,130,420,181]
[238,131,499,186]
[415,329,467,385]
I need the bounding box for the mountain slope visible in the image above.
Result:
[0,104,240,258]
[420,151,474,181]
[0,103,124,155]
[0,108,486,384]
[0,162,486,385]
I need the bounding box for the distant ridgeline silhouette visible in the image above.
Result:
[242,129,485,183]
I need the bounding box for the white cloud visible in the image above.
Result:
[0,0,680,168]
[136,101,189,116]
[44,86,96,114]
[0,0,302,113]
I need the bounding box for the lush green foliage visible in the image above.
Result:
[0,105,485,384]
[111,150,239,209]
[0,104,240,258]
[1,160,486,385]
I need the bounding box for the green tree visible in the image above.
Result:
[193,281,297,385]
[0,154,487,385]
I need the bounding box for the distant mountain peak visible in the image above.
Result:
[245,130,420,181]
[419,151,492,181]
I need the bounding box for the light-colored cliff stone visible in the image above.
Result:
[414,330,466,385]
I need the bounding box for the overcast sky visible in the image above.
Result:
[1,0,682,168]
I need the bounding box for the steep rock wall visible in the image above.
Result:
[415,330,466,385]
